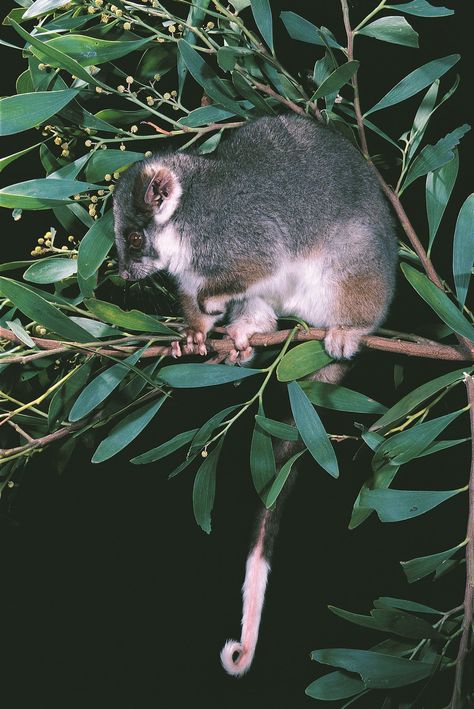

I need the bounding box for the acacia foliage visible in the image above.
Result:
[0,1,473,705]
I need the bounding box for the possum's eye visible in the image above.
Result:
[128,232,143,250]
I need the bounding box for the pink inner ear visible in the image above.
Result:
[144,168,174,206]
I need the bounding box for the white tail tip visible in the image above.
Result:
[220,640,253,677]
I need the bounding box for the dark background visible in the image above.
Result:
[1,1,473,707]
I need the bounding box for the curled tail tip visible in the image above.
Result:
[220,640,253,677]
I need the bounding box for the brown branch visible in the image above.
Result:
[338,0,474,362]
[1,325,471,363]
[247,78,307,116]
[0,421,80,459]
[449,374,474,708]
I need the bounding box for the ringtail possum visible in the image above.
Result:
[113,114,397,676]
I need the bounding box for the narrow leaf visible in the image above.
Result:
[0,277,92,343]
[301,380,386,413]
[401,541,467,583]
[365,54,459,116]
[277,341,333,382]
[193,439,224,533]
[280,11,342,49]
[386,1,454,17]
[453,194,474,309]
[23,257,77,284]
[131,429,198,464]
[251,0,274,52]
[77,210,114,280]
[0,178,101,210]
[306,671,365,701]
[401,263,474,342]
[288,381,339,478]
[310,61,360,101]
[68,346,147,422]
[23,0,71,18]
[0,89,78,136]
[311,648,434,688]
[401,124,470,191]
[0,142,42,173]
[6,320,35,348]
[357,16,419,47]
[92,396,166,463]
[254,415,299,441]
[265,449,304,508]
[426,150,459,251]
[84,298,176,335]
[250,406,276,499]
[158,364,261,388]
[359,487,463,522]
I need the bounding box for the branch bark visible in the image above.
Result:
[449,374,474,708]
[1,325,472,363]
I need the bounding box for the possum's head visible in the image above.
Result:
[113,159,184,280]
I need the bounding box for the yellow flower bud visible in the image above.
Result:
[61,245,69,251]
[146,96,155,106]
[206,21,215,29]
[85,139,92,147]
[117,85,126,93]
[91,195,98,203]
[126,75,134,84]
[123,22,131,30]
[95,86,103,94]
[163,92,171,101]
[68,235,75,242]
[145,151,152,157]
[104,174,112,181]
[113,172,120,179]
[170,90,177,97]
[37,238,44,245]
[168,25,176,33]
[119,143,126,151]
[130,125,138,133]
[54,136,62,145]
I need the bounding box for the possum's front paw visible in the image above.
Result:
[324,327,365,360]
[184,328,208,356]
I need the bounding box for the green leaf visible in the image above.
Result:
[84,298,176,336]
[177,40,248,117]
[0,89,78,136]
[426,150,459,251]
[310,61,360,100]
[85,150,144,183]
[401,263,474,342]
[217,46,254,72]
[250,405,276,499]
[365,54,460,116]
[288,381,339,478]
[177,0,210,97]
[180,105,239,128]
[232,72,275,114]
[407,80,439,159]
[77,210,114,280]
[23,257,77,284]
[131,429,198,464]
[254,415,299,441]
[0,142,42,173]
[92,396,166,463]
[359,487,464,523]
[386,0,454,17]
[265,449,304,509]
[196,131,223,155]
[188,405,240,459]
[280,11,342,49]
[329,605,442,640]
[23,0,71,18]
[251,0,274,52]
[357,16,418,47]
[68,346,147,422]
[158,363,262,388]
[401,540,467,583]
[311,648,434,688]
[6,320,35,348]
[277,341,333,382]
[193,439,224,533]
[68,317,120,338]
[10,19,105,89]
[301,380,386,413]
[0,178,101,210]
[350,462,401,529]
[48,359,93,428]
[0,277,92,343]
[418,437,470,458]
[401,124,470,191]
[453,194,474,309]
[371,367,470,431]
[31,34,151,67]
[373,597,442,615]
[306,671,365,701]
[372,409,464,469]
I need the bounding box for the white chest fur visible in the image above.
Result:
[248,257,338,327]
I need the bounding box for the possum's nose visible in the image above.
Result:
[120,268,130,280]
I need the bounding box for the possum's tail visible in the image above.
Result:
[220,363,348,677]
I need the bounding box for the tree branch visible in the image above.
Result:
[449,374,474,708]
[1,325,472,363]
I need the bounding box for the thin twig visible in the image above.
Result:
[449,373,474,708]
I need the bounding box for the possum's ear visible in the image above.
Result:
[137,166,182,223]
[144,167,176,206]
